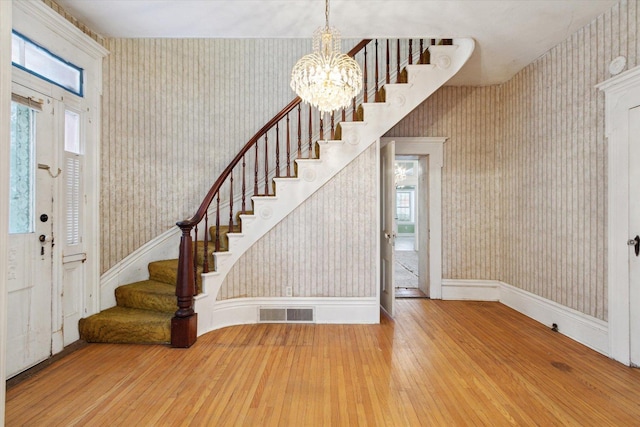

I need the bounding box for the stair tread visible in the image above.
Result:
[85,306,172,321]
[118,279,175,295]
[79,306,171,344]
[115,280,176,313]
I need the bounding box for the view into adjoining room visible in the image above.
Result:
[394,158,426,299]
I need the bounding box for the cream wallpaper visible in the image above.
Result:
[386,86,502,281]
[388,0,639,320]
[499,0,638,321]
[101,38,313,272]
[219,145,378,299]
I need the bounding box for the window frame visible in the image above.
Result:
[11,30,84,97]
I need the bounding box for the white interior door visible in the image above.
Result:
[381,141,396,316]
[417,156,430,296]
[7,89,54,377]
[629,105,640,367]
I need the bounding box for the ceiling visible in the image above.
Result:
[54,0,618,86]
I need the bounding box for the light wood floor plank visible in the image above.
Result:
[7,300,640,426]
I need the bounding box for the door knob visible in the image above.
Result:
[39,234,51,243]
[628,235,640,256]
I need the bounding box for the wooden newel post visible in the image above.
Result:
[171,223,198,347]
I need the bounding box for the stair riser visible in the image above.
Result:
[78,307,171,344]
[148,261,203,293]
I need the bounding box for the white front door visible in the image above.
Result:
[629,105,640,367]
[380,141,396,316]
[7,88,55,377]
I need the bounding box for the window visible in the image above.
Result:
[9,101,36,234]
[396,189,414,222]
[11,31,83,96]
[65,109,82,246]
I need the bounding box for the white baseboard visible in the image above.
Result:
[196,296,380,334]
[441,279,500,301]
[442,279,609,356]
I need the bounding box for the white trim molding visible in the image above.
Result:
[441,279,500,301]
[442,279,609,356]
[196,297,380,333]
[0,1,13,422]
[597,64,640,365]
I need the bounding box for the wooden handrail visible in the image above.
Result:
[176,39,372,229]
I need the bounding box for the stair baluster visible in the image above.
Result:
[297,104,302,158]
[409,39,413,64]
[241,154,246,213]
[363,45,368,103]
[330,112,335,140]
[264,134,269,195]
[203,213,209,273]
[307,106,313,158]
[254,142,259,196]
[375,40,380,102]
[275,123,281,178]
[229,171,234,232]
[396,40,401,83]
[286,114,291,177]
[386,40,390,84]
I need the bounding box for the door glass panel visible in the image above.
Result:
[64,110,81,154]
[9,101,35,234]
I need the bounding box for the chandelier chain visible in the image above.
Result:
[325,0,330,28]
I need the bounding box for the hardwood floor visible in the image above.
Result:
[7,299,640,426]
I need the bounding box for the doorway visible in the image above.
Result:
[394,157,427,299]
[379,137,446,317]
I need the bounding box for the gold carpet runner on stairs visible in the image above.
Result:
[78,229,220,344]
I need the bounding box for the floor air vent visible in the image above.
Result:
[259,307,315,323]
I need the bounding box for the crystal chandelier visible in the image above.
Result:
[290,0,363,113]
[394,163,407,187]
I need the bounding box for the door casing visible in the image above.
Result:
[381,137,446,300]
[598,65,640,365]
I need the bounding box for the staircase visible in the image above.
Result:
[81,37,475,345]
[80,232,218,343]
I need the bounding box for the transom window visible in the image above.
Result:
[11,30,84,97]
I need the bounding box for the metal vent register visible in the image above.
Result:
[259,307,315,323]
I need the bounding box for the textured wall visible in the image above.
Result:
[388,0,639,321]
[101,38,313,272]
[219,145,378,299]
[386,86,502,280]
[499,0,639,321]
